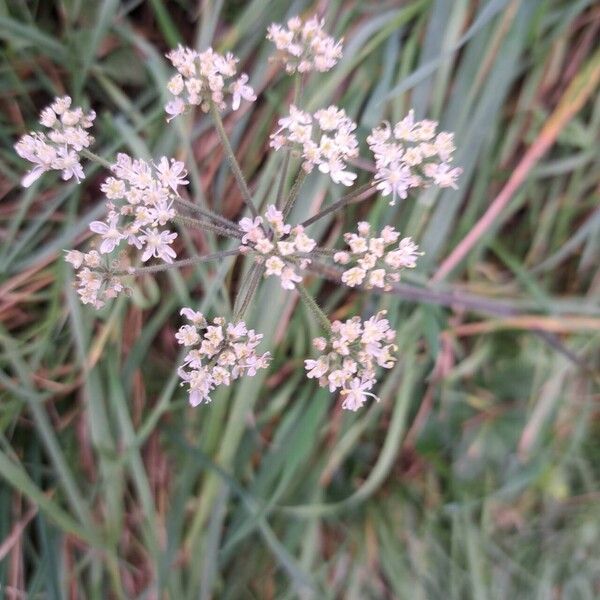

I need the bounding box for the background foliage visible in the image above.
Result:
[1,0,599,597]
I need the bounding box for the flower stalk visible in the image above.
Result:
[209,100,259,219]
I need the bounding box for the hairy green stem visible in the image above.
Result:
[233,262,265,321]
[120,249,241,276]
[209,101,259,219]
[173,196,240,232]
[300,183,376,228]
[81,148,112,169]
[296,283,332,334]
[275,151,291,210]
[282,169,308,219]
[174,215,243,239]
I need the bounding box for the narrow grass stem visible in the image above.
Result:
[174,215,243,239]
[209,101,259,219]
[120,250,241,276]
[81,148,112,169]
[296,283,332,334]
[300,183,376,228]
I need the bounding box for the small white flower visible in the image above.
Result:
[280,266,302,289]
[341,267,366,287]
[267,16,343,74]
[177,315,270,406]
[270,105,358,187]
[89,214,124,254]
[230,74,256,110]
[139,228,178,263]
[265,255,285,276]
[369,113,461,204]
[155,157,189,192]
[15,97,95,188]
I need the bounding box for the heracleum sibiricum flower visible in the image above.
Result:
[165,45,256,119]
[176,310,271,406]
[64,250,127,309]
[238,205,316,290]
[334,222,423,290]
[14,96,95,188]
[305,311,397,411]
[87,153,186,262]
[16,13,464,413]
[267,15,343,74]
[270,104,358,186]
[368,110,462,204]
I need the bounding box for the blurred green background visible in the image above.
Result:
[1,0,599,598]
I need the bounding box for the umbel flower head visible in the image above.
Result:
[176,309,271,405]
[368,110,462,204]
[64,250,127,309]
[14,96,95,188]
[238,205,317,290]
[87,153,187,263]
[270,105,358,186]
[165,46,256,119]
[267,15,343,73]
[305,311,397,411]
[334,222,423,290]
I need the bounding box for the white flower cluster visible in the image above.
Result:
[267,15,343,73]
[176,309,271,405]
[165,46,256,120]
[305,311,397,411]
[14,96,95,188]
[87,153,188,264]
[64,250,126,309]
[270,105,358,186]
[368,110,462,204]
[334,222,422,290]
[238,205,316,289]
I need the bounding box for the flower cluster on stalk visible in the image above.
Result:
[89,153,187,263]
[334,222,422,290]
[238,205,317,290]
[367,110,462,204]
[14,96,95,188]
[270,105,358,186]
[14,14,464,412]
[64,153,188,307]
[64,250,127,309]
[176,309,271,405]
[165,46,256,119]
[267,16,343,73]
[305,312,397,411]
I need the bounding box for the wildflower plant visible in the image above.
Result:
[15,15,462,411]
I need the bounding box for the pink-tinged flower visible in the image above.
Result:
[155,157,189,192]
[270,105,358,187]
[239,216,264,244]
[14,97,95,188]
[267,16,343,74]
[280,266,302,290]
[340,378,379,411]
[305,311,396,411]
[177,315,270,406]
[368,112,461,204]
[238,205,315,290]
[89,214,124,254]
[165,46,256,116]
[139,228,178,263]
[230,74,256,110]
[336,224,422,291]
